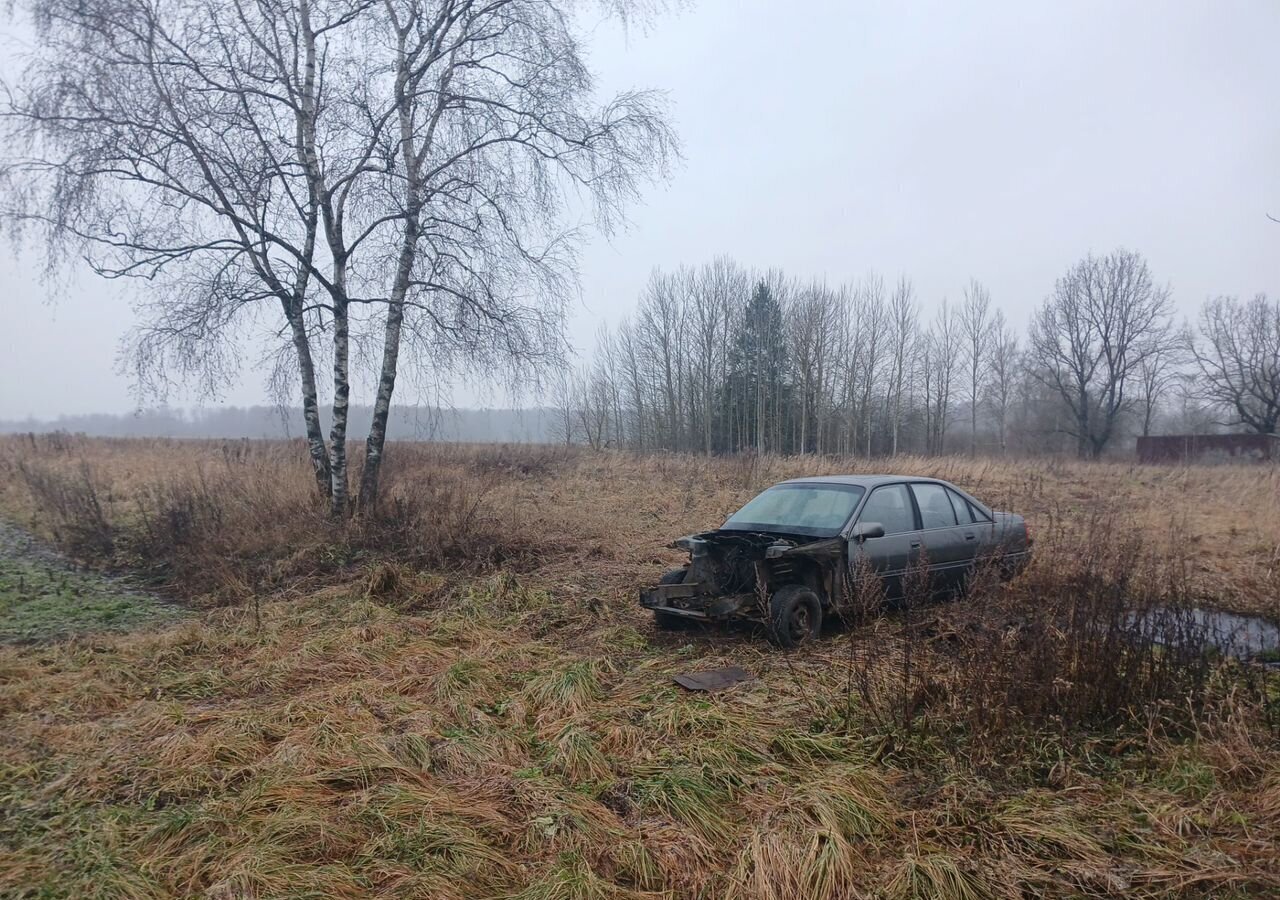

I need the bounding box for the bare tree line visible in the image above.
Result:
[2,2,1274,473]
[555,251,1280,458]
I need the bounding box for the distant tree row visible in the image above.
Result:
[0,405,556,443]
[551,251,1279,458]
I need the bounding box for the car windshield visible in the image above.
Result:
[722,483,866,537]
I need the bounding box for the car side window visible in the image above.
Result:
[947,488,976,525]
[911,483,957,529]
[858,484,916,535]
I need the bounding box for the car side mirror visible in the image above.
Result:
[851,522,885,542]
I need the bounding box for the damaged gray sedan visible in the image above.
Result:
[640,476,1032,647]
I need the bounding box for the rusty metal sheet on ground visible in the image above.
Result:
[673,666,753,692]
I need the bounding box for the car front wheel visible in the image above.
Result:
[767,585,823,648]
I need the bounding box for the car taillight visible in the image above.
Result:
[1025,521,1034,545]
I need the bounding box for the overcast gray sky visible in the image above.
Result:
[2,0,1277,418]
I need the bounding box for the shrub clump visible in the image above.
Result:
[10,441,537,602]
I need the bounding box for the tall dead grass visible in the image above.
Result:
[0,436,580,602]
[3,435,1277,609]
[1,436,1279,897]
[833,515,1280,763]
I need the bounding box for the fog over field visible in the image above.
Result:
[0,406,557,442]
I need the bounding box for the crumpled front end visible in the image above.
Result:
[638,582,750,620]
[639,533,764,621]
[639,531,844,622]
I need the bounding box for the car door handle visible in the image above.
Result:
[909,540,922,549]
[964,532,977,541]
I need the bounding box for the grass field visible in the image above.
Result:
[0,436,1278,898]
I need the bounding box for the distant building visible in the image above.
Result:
[1137,433,1279,464]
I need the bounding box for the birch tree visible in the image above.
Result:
[688,258,747,455]
[637,270,688,450]
[2,0,358,495]
[788,283,825,453]
[959,278,994,454]
[886,277,917,456]
[854,275,888,456]
[922,300,960,454]
[614,318,649,449]
[3,0,675,513]
[351,0,675,507]
[985,310,1018,453]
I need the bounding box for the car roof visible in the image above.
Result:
[776,474,948,489]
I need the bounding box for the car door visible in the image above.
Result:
[945,486,987,575]
[949,488,998,567]
[848,483,920,600]
[908,482,970,592]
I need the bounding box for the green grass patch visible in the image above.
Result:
[1154,753,1218,799]
[0,557,183,642]
[631,764,739,843]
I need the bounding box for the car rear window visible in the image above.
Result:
[947,488,976,524]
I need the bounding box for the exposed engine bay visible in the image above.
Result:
[677,532,781,595]
[640,529,845,623]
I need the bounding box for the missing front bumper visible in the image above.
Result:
[639,583,749,620]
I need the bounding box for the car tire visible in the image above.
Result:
[654,567,690,631]
[767,585,823,648]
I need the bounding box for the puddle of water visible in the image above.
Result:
[1191,608,1280,661]
[1135,606,1280,663]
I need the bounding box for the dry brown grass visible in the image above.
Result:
[2,435,1278,615]
[1,436,1279,898]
